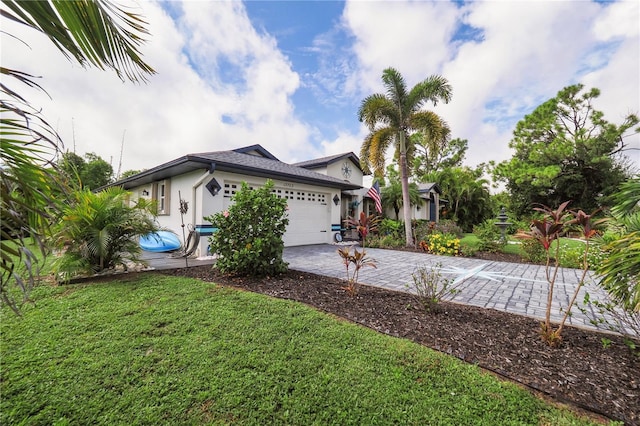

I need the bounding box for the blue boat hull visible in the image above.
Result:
[139,231,182,252]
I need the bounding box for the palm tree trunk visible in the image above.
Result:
[399,132,413,247]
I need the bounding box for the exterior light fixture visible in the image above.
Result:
[333,194,340,205]
[141,189,149,196]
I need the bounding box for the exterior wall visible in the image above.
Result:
[130,170,346,255]
[325,160,363,186]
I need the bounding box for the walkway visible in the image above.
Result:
[282,244,630,336]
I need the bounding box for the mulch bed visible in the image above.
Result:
[164,264,640,425]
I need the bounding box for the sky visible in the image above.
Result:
[2,0,639,182]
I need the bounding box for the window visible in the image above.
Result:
[152,179,171,215]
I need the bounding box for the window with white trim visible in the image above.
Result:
[152,179,171,215]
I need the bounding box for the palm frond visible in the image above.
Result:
[381,67,407,107]
[2,0,155,82]
[408,74,453,108]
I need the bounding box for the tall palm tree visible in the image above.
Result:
[1,0,155,314]
[359,67,452,246]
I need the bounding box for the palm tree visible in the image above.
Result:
[381,180,421,220]
[359,67,452,246]
[1,0,155,314]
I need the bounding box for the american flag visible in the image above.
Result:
[367,180,382,214]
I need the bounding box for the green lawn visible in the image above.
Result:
[0,274,608,425]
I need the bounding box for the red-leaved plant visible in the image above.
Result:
[517,202,605,346]
[343,212,380,248]
[337,246,377,297]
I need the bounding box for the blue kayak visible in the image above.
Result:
[139,231,182,252]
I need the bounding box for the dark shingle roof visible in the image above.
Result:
[109,146,361,191]
[294,152,363,173]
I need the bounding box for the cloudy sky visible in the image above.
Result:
[3,0,639,180]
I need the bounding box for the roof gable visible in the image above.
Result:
[232,145,279,160]
[294,152,363,173]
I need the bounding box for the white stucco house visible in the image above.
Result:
[109,144,442,256]
[110,145,364,256]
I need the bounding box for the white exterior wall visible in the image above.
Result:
[211,172,342,247]
[130,170,348,255]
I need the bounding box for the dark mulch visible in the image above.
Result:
[165,263,640,425]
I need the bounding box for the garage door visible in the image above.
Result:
[223,182,330,246]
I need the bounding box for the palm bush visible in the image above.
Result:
[597,178,640,313]
[52,187,159,281]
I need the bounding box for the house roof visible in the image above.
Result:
[418,183,441,195]
[108,145,362,191]
[293,152,364,173]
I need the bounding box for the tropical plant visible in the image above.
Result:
[424,166,492,232]
[206,181,289,276]
[517,202,605,346]
[381,179,421,220]
[0,0,154,313]
[359,67,452,246]
[597,178,640,313]
[52,187,159,281]
[343,211,381,248]
[337,246,377,297]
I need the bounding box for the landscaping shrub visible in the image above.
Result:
[378,218,403,238]
[432,219,464,238]
[472,219,505,253]
[52,187,159,281]
[407,262,460,312]
[206,181,288,276]
[421,233,460,256]
[520,238,546,264]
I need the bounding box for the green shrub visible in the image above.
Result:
[205,181,289,276]
[432,219,464,238]
[472,219,504,253]
[52,187,159,281]
[378,218,403,238]
[520,238,546,263]
[412,220,434,243]
[557,242,605,269]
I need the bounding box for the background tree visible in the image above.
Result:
[423,166,492,232]
[119,169,142,179]
[413,137,467,177]
[59,152,113,190]
[494,84,639,217]
[1,0,154,313]
[359,67,452,246]
[82,153,113,189]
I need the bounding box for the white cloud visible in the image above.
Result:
[2,0,637,179]
[337,0,639,172]
[0,1,316,174]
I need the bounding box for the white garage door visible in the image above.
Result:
[223,182,330,246]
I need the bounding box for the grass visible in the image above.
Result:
[0,274,610,425]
